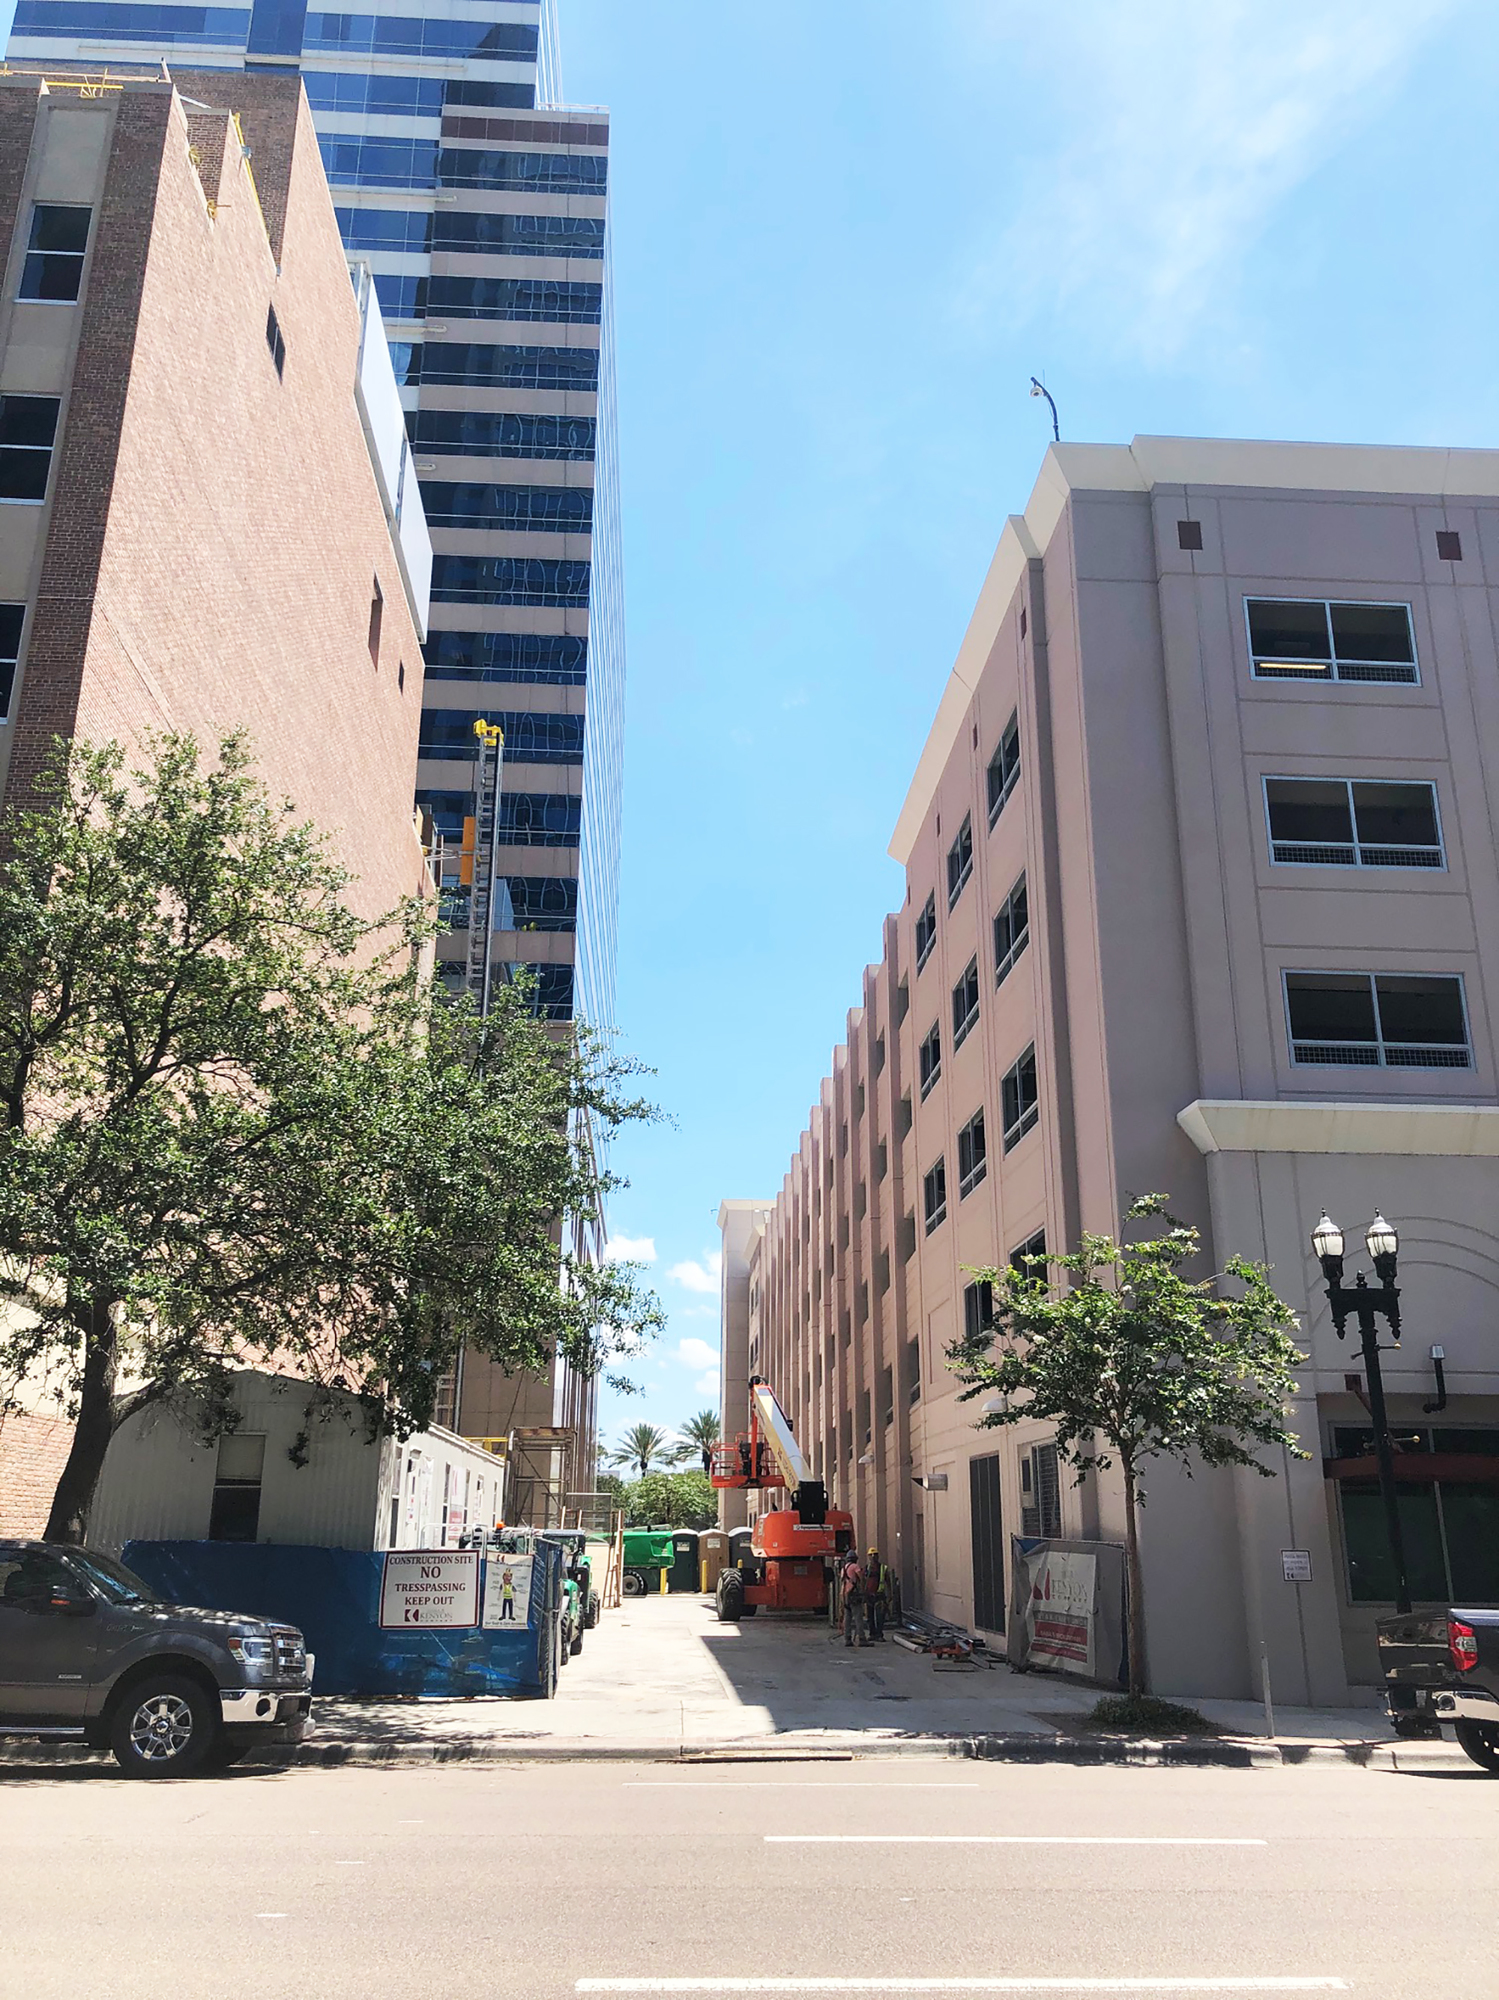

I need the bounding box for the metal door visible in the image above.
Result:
[969,1454,1004,1633]
[0,1550,97,1718]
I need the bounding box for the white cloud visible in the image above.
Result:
[677,1336,719,1371]
[669,1249,722,1296]
[694,1369,721,1400]
[604,1233,656,1265]
[968,0,1461,359]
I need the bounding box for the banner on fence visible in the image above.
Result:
[1008,1535,1126,1689]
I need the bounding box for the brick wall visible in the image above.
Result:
[0,1408,72,1535]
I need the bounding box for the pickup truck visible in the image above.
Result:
[0,1539,313,1778]
[1378,1606,1499,1772]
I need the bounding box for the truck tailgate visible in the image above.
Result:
[1377,1612,1453,1689]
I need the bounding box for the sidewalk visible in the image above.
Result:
[2,1592,1469,1773]
[273,1593,1467,1772]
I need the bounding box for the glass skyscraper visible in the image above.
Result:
[9,0,624,1038]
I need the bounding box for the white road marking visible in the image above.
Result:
[764,1836,1267,1847]
[575,1980,1348,1994]
[623,1782,981,1790]
[254,1914,287,1920]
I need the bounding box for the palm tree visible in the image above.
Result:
[608,1422,674,1478]
[672,1409,721,1464]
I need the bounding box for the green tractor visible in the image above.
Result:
[538,1529,600,1657]
[621,1527,675,1598]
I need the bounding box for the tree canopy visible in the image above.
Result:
[0,732,662,1540]
[947,1195,1305,1695]
[607,1421,675,1479]
[671,1407,721,1462]
[622,1468,717,1529]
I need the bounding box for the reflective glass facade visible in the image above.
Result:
[10,0,626,1041]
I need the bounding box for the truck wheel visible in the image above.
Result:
[586,1591,601,1629]
[1455,1721,1499,1772]
[109,1675,219,1779]
[569,1622,585,1657]
[622,1569,647,1598]
[716,1571,744,1622]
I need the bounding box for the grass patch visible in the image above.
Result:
[1082,1694,1219,1737]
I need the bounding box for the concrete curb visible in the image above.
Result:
[0,1731,1471,1774]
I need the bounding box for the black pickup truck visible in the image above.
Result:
[1378,1607,1499,1771]
[0,1540,313,1777]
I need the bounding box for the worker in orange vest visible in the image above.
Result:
[839,1549,869,1649]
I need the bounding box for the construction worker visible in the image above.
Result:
[839,1548,869,1648]
[866,1547,888,1641]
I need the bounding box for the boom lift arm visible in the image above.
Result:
[709,1376,827,1526]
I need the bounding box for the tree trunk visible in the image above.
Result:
[43,1297,121,1544]
[1121,1458,1147,1698]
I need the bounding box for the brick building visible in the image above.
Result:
[723,437,1499,1705]
[0,67,432,1530]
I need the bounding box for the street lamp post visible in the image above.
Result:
[1311,1212,1411,1615]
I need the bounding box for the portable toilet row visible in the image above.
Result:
[662,1529,741,1592]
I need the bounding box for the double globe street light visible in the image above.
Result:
[1310,1211,1410,1614]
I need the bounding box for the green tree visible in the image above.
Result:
[624,1468,717,1529]
[0,732,663,1542]
[671,1407,721,1464]
[947,1196,1306,1697]
[608,1421,674,1478]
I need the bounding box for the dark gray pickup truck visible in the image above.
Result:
[1379,1606,1499,1771]
[0,1539,313,1777]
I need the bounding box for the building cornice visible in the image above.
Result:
[1178,1099,1499,1158]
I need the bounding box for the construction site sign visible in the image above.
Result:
[482,1554,534,1629]
[379,1551,480,1629]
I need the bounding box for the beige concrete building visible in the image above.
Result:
[721,435,1499,1705]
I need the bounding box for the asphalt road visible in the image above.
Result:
[2,1757,1494,1998]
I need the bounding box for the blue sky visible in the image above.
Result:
[568,0,1499,1456]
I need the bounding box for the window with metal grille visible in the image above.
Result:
[914,892,937,971]
[957,1108,987,1199]
[919,1022,941,1100]
[1020,1442,1062,1539]
[947,813,974,908]
[987,712,1021,825]
[1246,598,1417,684]
[923,1157,947,1234]
[962,1277,994,1341]
[970,1454,1005,1632]
[1001,1046,1039,1150]
[994,873,1029,985]
[1264,777,1442,869]
[952,957,980,1049]
[1284,971,1470,1068]
[19,203,89,302]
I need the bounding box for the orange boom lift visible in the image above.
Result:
[707,1376,854,1621]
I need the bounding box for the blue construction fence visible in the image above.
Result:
[121,1541,564,1698]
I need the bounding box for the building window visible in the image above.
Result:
[919,1022,941,1101]
[898,1092,913,1137]
[923,1157,947,1234]
[1246,598,1417,684]
[0,603,23,721]
[904,1336,921,1404]
[947,813,973,909]
[1264,778,1443,869]
[952,957,980,1050]
[876,1139,888,1183]
[994,873,1029,986]
[962,1277,994,1341]
[0,395,59,501]
[1436,529,1463,562]
[265,302,286,377]
[1001,1046,1039,1151]
[1332,1424,1499,1602]
[367,575,383,662]
[874,1032,886,1076]
[914,891,937,972]
[209,1432,266,1542]
[987,713,1021,826]
[1284,971,1470,1068]
[895,980,909,1025]
[19,203,89,302]
[1021,1442,1062,1539]
[1010,1229,1047,1275]
[957,1107,987,1199]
